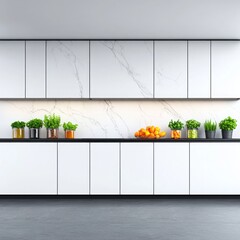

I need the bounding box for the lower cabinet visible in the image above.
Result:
[121,143,153,194]
[0,143,57,194]
[58,143,89,194]
[154,143,189,195]
[190,143,240,195]
[90,143,119,194]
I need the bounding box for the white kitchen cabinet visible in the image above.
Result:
[26,41,46,98]
[0,143,57,194]
[121,143,153,194]
[90,143,119,194]
[47,41,89,98]
[212,41,240,98]
[154,143,189,195]
[188,41,210,98]
[90,41,153,98]
[154,41,187,98]
[58,143,89,194]
[190,143,240,194]
[0,41,25,98]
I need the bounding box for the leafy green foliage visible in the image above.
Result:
[219,116,237,130]
[168,119,184,130]
[26,118,43,129]
[11,121,26,129]
[204,120,217,131]
[63,122,78,131]
[43,114,61,129]
[186,119,201,130]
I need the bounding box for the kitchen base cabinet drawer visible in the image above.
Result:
[0,143,57,195]
[154,143,189,195]
[58,143,89,195]
[121,143,153,194]
[190,143,240,195]
[91,143,119,194]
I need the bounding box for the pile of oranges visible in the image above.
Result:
[134,126,166,139]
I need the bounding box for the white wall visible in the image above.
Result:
[0,0,240,39]
[2,100,240,138]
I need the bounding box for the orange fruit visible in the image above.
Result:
[154,131,159,135]
[156,135,160,139]
[150,126,155,133]
[155,127,160,132]
[134,132,139,137]
[159,131,166,137]
[149,133,155,138]
[145,131,150,136]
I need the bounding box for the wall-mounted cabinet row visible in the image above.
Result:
[0,142,239,195]
[0,40,239,99]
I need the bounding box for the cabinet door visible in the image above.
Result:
[0,143,57,194]
[58,143,89,194]
[212,41,240,98]
[91,143,119,194]
[154,143,189,195]
[26,41,46,98]
[188,41,210,98]
[90,41,153,98]
[47,41,89,98]
[155,41,187,98]
[0,41,25,98]
[190,143,240,194]
[121,143,153,194]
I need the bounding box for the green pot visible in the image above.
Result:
[187,129,198,139]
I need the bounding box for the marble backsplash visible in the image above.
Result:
[1,100,240,139]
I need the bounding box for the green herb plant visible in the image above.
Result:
[11,121,26,129]
[219,116,237,130]
[26,118,43,129]
[186,119,201,130]
[63,122,78,131]
[43,114,61,129]
[168,120,184,130]
[204,120,217,131]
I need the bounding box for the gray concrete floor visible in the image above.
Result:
[0,198,240,240]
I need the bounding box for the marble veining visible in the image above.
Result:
[1,100,240,139]
[101,41,152,97]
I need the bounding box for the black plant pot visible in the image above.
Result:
[221,130,233,139]
[29,128,40,139]
[205,130,216,139]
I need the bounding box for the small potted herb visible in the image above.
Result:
[204,120,217,139]
[43,114,61,139]
[26,118,43,139]
[168,120,184,139]
[186,119,201,139]
[11,121,26,139]
[219,116,237,139]
[63,122,78,139]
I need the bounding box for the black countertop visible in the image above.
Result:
[0,138,240,142]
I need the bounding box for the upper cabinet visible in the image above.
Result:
[0,41,25,98]
[47,41,89,98]
[155,41,187,98]
[188,41,210,98]
[212,41,240,98]
[26,41,46,98]
[90,41,153,98]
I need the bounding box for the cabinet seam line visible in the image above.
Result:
[153,142,155,195]
[57,142,58,195]
[153,41,155,98]
[187,41,189,98]
[45,41,47,98]
[189,142,190,195]
[210,41,212,98]
[89,41,91,98]
[119,142,121,195]
[89,143,91,195]
[25,41,26,99]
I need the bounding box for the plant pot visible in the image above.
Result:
[205,130,216,139]
[12,128,25,139]
[47,128,59,139]
[170,130,181,139]
[187,129,198,139]
[221,130,233,139]
[65,130,75,139]
[29,128,40,139]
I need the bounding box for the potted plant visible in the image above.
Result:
[219,116,237,139]
[11,121,26,139]
[186,119,201,139]
[63,122,78,139]
[43,114,61,139]
[204,120,217,139]
[168,120,184,139]
[26,118,43,139]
